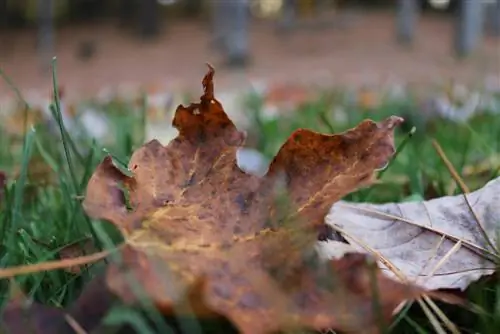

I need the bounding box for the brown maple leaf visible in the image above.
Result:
[79,64,418,333]
[2,65,454,334]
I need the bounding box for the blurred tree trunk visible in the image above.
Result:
[119,0,137,27]
[139,0,159,38]
[454,0,484,57]
[0,0,7,28]
[72,0,103,21]
[0,0,6,58]
[211,0,228,49]
[396,0,419,46]
[485,0,500,37]
[277,0,297,33]
[221,0,250,67]
[37,0,54,73]
[182,0,203,17]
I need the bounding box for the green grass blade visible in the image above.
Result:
[10,127,36,236]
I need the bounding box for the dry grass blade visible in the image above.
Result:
[329,225,407,281]
[432,140,470,193]
[428,267,499,275]
[329,225,462,332]
[0,249,111,279]
[417,299,447,334]
[64,315,88,334]
[416,235,445,280]
[426,240,463,279]
[422,295,460,334]
[432,139,498,255]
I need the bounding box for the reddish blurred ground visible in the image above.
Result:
[0,10,499,100]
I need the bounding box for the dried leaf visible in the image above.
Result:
[1,274,115,334]
[79,65,422,333]
[79,65,419,333]
[1,301,70,334]
[3,65,426,334]
[323,176,500,291]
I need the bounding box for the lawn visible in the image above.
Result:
[1,64,500,333]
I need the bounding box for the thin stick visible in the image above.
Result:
[329,224,407,281]
[422,295,461,334]
[415,235,445,285]
[425,240,463,279]
[417,299,448,334]
[330,225,461,332]
[0,250,111,279]
[432,139,498,254]
[432,139,470,192]
[64,315,88,334]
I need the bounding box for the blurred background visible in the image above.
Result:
[0,0,499,97]
[1,2,500,333]
[0,0,499,178]
[0,0,500,185]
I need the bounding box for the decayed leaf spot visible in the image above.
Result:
[78,65,423,333]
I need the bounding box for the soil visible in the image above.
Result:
[0,10,499,101]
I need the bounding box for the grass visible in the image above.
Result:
[1,66,500,333]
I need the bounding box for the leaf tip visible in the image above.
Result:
[202,63,216,101]
[386,115,405,129]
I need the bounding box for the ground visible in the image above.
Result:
[0,10,499,102]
